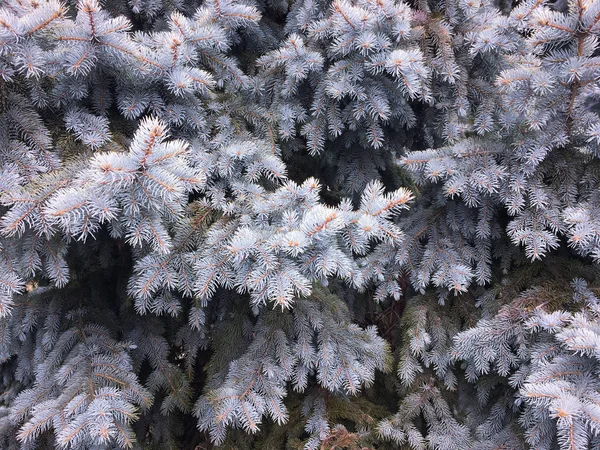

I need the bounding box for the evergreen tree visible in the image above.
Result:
[0,0,600,448]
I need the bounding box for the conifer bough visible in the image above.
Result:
[1,0,600,448]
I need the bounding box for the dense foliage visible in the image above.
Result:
[1,0,600,448]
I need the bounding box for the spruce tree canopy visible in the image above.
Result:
[1,0,600,448]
